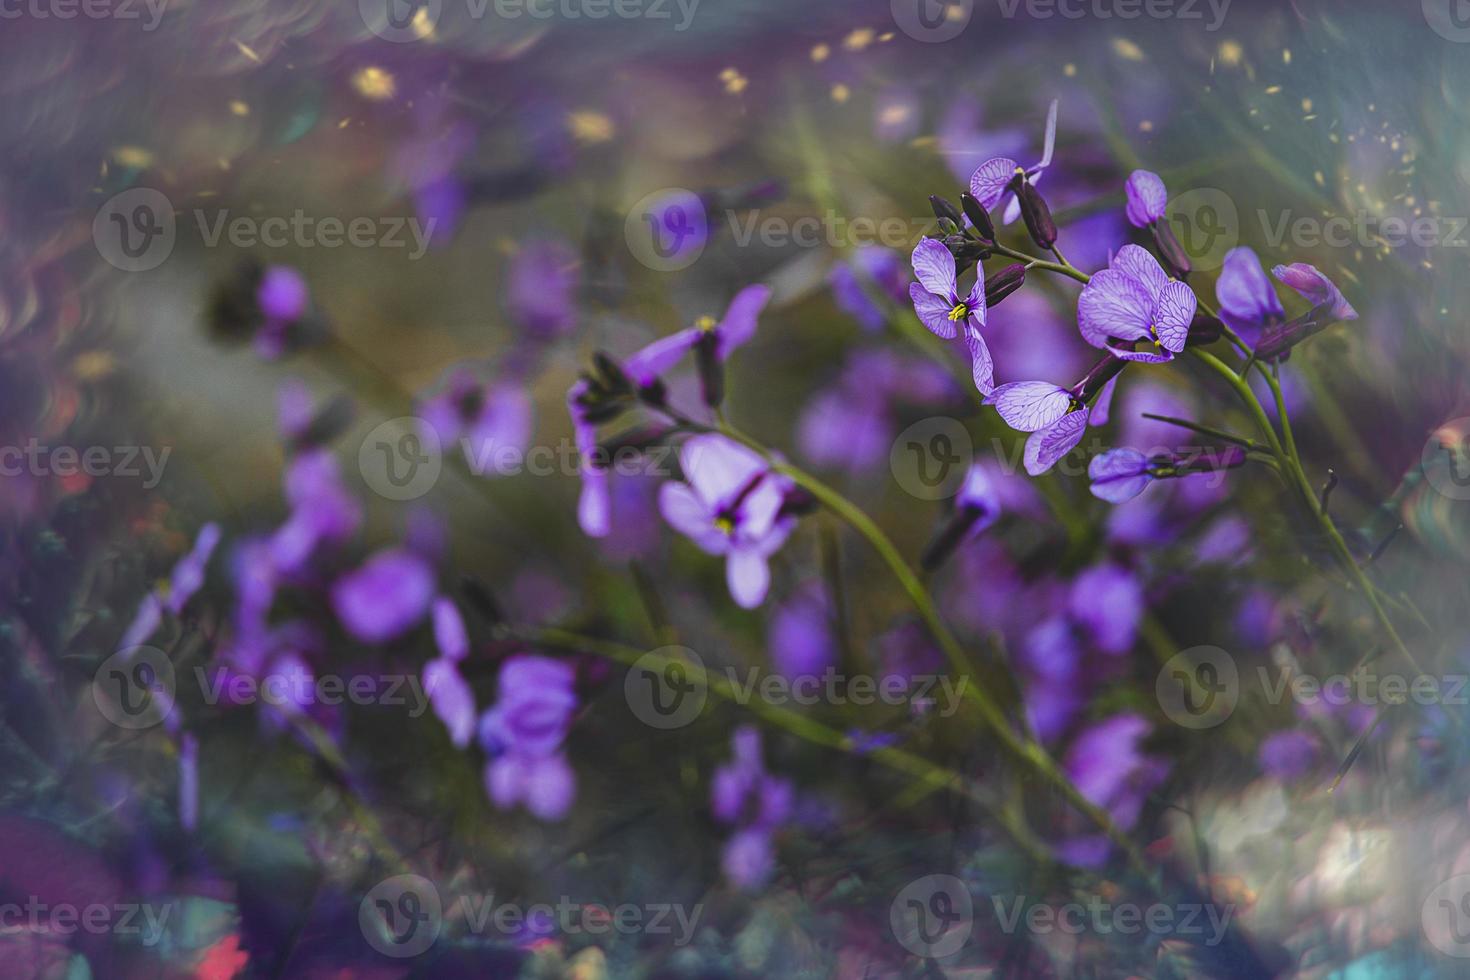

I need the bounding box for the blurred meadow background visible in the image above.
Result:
[4,0,1470,976]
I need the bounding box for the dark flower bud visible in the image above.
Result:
[1012,176,1058,250]
[695,332,724,407]
[983,264,1027,307]
[1072,353,1128,402]
[579,399,629,425]
[1185,312,1223,347]
[778,486,818,519]
[930,195,965,227]
[597,424,673,460]
[954,241,993,265]
[920,507,984,573]
[1152,222,1193,279]
[288,394,355,452]
[592,351,634,396]
[1255,310,1326,363]
[459,575,505,626]
[960,192,995,242]
[636,376,668,408]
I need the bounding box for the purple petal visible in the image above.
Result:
[1068,564,1144,655]
[522,752,576,820]
[1089,375,1119,427]
[715,284,772,358]
[1124,170,1168,228]
[1024,410,1088,475]
[331,549,435,644]
[432,597,469,662]
[1107,346,1175,364]
[623,329,700,386]
[258,266,309,323]
[965,330,995,396]
[722,828,776,890]
[1078,269,1154,349]
[178,734,198,831]
[658,481,728,555]
[1110,244,1169,301]
[969,156,1019,211]
[726,548,771,609]
[910,282,958,339]
[1037,99,1059,169]
[910,238,957,299]
[424,658,476,748]
[1272,263,1358,321]
[1216,247,1284,334]
[166,523,221,615]
[680,434,767,510]
[578,467,611,538]
[988,381,1073,432]
[1088,449,1153,503]
[1154,280,1197,353]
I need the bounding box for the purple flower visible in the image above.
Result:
[767,584,836,679]
[271,450,362,574]
[1068,562,1143,656]
[1124,170,1168,228]
[1259,729,1320,781]
[968,99,1058,225]
[711,726,792,890]
[568,379,610,538]
[658,434,794,609]
[921,463,1002,571]
[1078,245,1195,363]
[1272,263,1357,322]
[1059,714,1169,866]
[166,523,221,615]
[1020,617,1082,743]
[1088,446,1246,503]
[506,240,578,339]
[1215,247,1285,345]
[419,370,533,474]
[432,597,468,662]
[828,245,907,332]
[908,238,993,394]
[254,265,312,360]
[479,655,578,821]
[424,658,475,748]
[179,733,198,831]
[622,284,770,387]
[331,548,435,644]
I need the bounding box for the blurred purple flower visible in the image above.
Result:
[331,548,435,644]
[568,379,610,538]
[1216,247,1285,346]
[480,655,578,820]
[712,726,792,890]
[1021,617,1082,743]
[432,597,468,662]
[1259,729,1320,781]
[419,370,533,474]
[424,658,475,748]
[658,434,794,609]
[1068,562,1143,655]
[166,523,221,615]
[1059,714,1169,866]
[909,238,993,393]
[1078,244,1194,362]
[767,583,836,679]
[828,245,907,332]
[506,240,578,339]
[179,734,198,831]
[271,450,362,574]
[254,265,311,360]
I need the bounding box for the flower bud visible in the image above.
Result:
[983,264,1026,307]
[1152,222,1193,279]
[929,195,965,227]
[1011,175,1057,250]
[695,331,724,407]
[960,192,995,242]
[1185,312,1223,347]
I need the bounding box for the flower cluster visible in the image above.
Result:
[711,726,793,890]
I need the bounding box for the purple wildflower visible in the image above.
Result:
[179,733,198,831]
[1215,247,1285,346]
[1020,617,1083,743]
[1124,170,1168,228]
[432,597,468,662]
[1078,245,1196,363]
[908,238,993,394]
[767,583,836,679]
[1057,714,1169,867]
[1068,562,1143,656]
[968,99,1058,225]
[921,463,1002,571]
[419,370,533,474]
[1259,729,1320,781]
[711,726,792,890]
[1088,446,1247,504]
[828,245,907,332]
[424,658,475,748]
[987,353,1123,475]
[1273,263,1358,321]
[254,265,311,360]
[658,434,795,609]
[568,379,610,538]
[330,548,435,644]
[479,655,578,820]
[271,450,362,574]
[506,240,578,339]
[166,523,221,615]
[622,284,770,389]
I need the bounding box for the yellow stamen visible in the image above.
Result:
[714,516,735,535]
[947,303,969,322]
[695,315,718,332]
